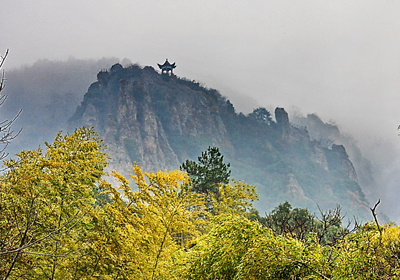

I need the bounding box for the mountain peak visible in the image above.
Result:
[68,64,370,219]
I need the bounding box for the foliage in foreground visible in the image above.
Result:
[177,215,400,280]
[0,127,108,279]
[1,129,400,279]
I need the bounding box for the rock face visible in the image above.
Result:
[311,141,329,171]
[275,107,290,126]
[286,174,308,201]
[291,112,375,209]
[69,65,233,173]
[331,144,358,182]
[68,64,370,219]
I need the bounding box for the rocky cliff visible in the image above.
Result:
[68,64,370,219]
[69,64,233,174]
[291,113,376,210]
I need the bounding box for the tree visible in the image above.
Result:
[0,49,21,161]
[212,180,258,216]
[247,107,272,125]
[265,201,315,241]
[178,214,329,280]
[265,201,355,246]
[81,164,207,279]
[0,127,107,279]
[180,146,231,196]
[332,222,400,279]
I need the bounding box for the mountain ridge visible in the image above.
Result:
[68,63,370,219]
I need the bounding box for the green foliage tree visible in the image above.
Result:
[332,222,400,279]
[266,201,315,241]
[247,107,273,125]
[265,201,353,246]
[180,146,231,196]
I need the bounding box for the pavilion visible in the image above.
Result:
[157,59,176,75]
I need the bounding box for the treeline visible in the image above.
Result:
[1,128,399,279]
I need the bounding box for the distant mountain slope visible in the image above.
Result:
[2,57,120,155]
[69,64,370,219]
[291,113,377,203]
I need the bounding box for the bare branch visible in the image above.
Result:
[370,199,382,239]
[0,49,22,164]
[0,209,89,256]
[0,49,9,69]
[20,245,87,259]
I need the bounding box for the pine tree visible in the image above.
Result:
[180,146,231,195]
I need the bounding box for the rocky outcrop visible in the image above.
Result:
[68,64,370,220]
[101,79,179,174]
[69,65,233,173]
[276,108,356,179]
[286,174,308,200]
[275,107,290,126]
[331,144,358,183]
[311,141,329,171]
[290,113,376,207]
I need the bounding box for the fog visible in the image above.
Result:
[0,57,120,152]
[1,1,400,222]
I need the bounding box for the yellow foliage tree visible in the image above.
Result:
[212,180,258,216]
[0,127,107,279]
[332,222,400,279]
[177,214,331,280]
[6,127,400,279]
[81,164,207,279]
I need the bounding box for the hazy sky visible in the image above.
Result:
[2,1,400,216]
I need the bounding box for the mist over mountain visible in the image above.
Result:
[290,112,398,222]
[1,58,397,222]
[67,62,375,220]
[1,57,121,155]
[291,114,375,196]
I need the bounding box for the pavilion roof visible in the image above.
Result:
[158,59,176,69]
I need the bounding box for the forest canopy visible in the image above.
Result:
[1,128,399,279]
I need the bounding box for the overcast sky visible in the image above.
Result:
[2,1,400,217]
